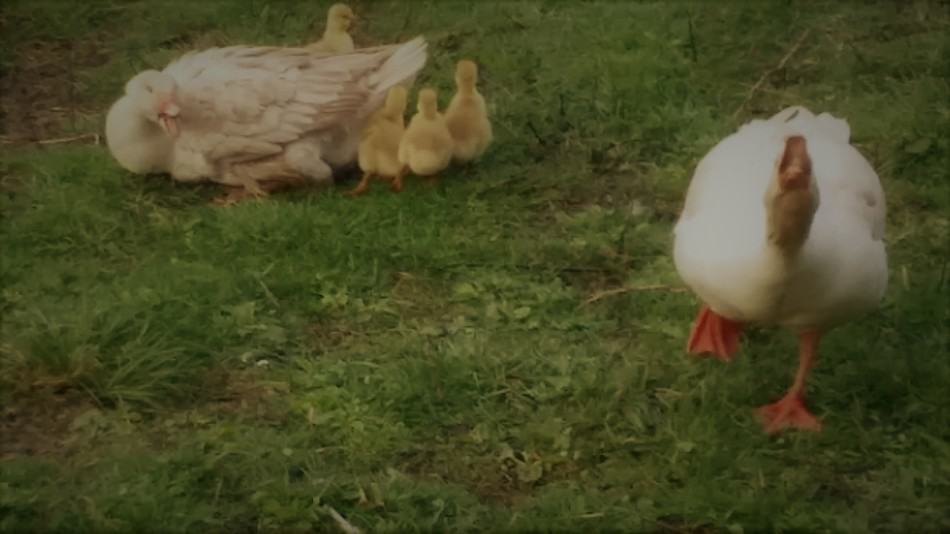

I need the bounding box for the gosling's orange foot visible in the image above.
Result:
[211,185,269,207]
[687,305,743,361]
[757,393,822,434]
[211,193,263,206]
[348,173,373,198]
[211,190,248,207]
[347,185,370,197]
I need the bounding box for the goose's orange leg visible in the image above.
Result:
[757,331,823,434]
[687,305,744,361]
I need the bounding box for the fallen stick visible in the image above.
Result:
[733,28,811,119]
[583,285,688,306]
[0,133,98,146]
[326,506,362,534]
[37,133,101,145]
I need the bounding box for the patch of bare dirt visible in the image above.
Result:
[0,37,109,145]
[202,367,290,423]
[395,430,593,508]
[0,367,294,460]
[308,317,372,355]
[0,390,98,460]
[395,446,534,507]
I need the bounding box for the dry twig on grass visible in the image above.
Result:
[326,506,362,534]
[582,285,688,306]
[34,133,101,146]
[733,28,811,119]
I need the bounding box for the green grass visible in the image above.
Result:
[2,0,949,532]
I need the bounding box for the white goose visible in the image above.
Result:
[673,106,888,433]
[105,37,427,201]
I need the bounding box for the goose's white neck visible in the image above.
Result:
[105,95,173,175]
[765,175,821,261]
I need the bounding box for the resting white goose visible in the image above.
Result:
[673,106,887,433]
[105,37,427,201]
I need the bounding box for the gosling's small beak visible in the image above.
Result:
[158,100,180,138]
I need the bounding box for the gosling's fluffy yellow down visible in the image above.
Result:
[351,86,409,195]
[397,88,453,187]
[308,3,356,54]
[445,60,493,162]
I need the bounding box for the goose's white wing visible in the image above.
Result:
[163,44,410,165]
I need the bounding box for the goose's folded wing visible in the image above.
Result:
[847,161,887,241]
[164,45,401,164]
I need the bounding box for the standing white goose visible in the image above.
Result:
[673,106,888,433]
[105,37,427,202]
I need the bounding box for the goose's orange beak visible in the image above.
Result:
[158,100,180,138]
[778,136,811,190]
